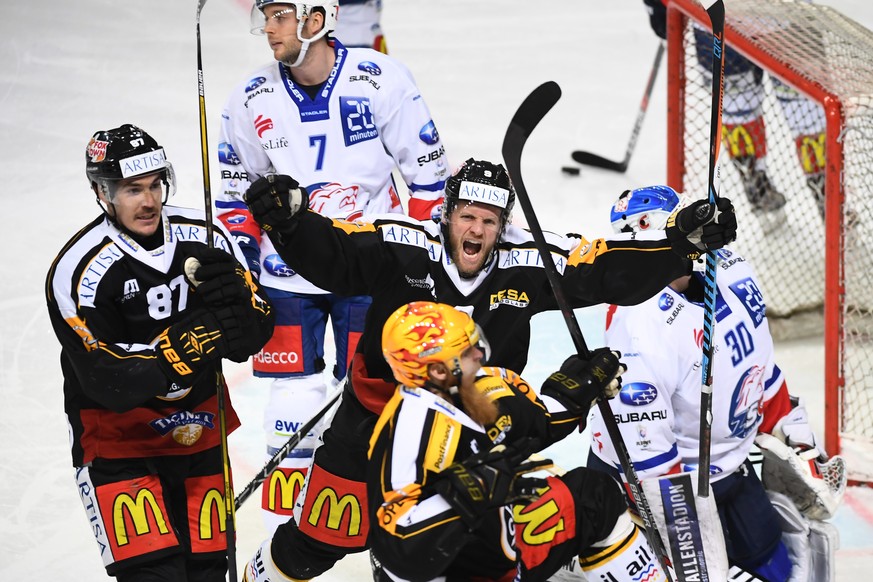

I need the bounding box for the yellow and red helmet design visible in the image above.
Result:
[382,302,481,387]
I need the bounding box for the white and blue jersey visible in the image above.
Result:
[215,39,448,295]
[589,247,789,482]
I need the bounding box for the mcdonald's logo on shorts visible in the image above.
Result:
[299,467,369,548]
[725,125,757,158]
[513,477,576,570]
[199,488,227,540]
[797,133,826,174]
[308,489,362,535]
[263,467,307,515]
[186,473,230,554]
[98,475,179,562]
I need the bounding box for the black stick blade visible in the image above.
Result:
[502,81,562,163]
[570,150,629,173]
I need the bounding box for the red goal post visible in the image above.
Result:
[664,0,873,484]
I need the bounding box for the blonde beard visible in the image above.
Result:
[459,379,498,427]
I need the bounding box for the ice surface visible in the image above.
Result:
[2,0,871,579]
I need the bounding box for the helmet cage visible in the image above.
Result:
[610,185,681,234]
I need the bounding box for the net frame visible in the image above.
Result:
[664,0,873,484]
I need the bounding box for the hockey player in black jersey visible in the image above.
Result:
[240,158,736,581]
[45,124,274,581]
[364,301,669,581]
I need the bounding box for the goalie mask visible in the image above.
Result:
[441,158,516,230]
[382,302,490,388]
[85,124,176,205]
[250,0,339,67]
[610,185,680,233]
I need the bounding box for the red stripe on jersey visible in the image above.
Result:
[758,380,792,434]
[78,393,240,464]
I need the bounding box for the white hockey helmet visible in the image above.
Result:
[250,0,339,36]
[610,185,681,233]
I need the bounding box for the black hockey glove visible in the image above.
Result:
[666,197,737,260]
[155,305,267,385]
[430,438,552,528]
[644,0,667,39]
[541,349,626,416]
[244,174,309,233]
[184,246,254,307]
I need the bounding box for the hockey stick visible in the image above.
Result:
[502,81,675,582]
[234,389,342,510]
[570,41,664,173]
[195,1,237,579]
[529,455,764,582]
[698,0,726,497]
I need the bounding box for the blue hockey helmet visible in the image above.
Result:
[610,185,680,233]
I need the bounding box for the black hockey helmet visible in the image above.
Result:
[441,158,515,227]
[85,124,175,203]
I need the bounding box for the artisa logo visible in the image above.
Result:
[120,149,166,179]
[458,181,509,209]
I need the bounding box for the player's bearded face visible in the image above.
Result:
[446,202,502,278]
[106,173,163,238]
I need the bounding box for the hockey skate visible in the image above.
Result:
[733,155,787,213]
[807,172,859,229]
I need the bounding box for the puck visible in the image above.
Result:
[561,166,581,176]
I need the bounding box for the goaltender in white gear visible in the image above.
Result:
[587,185,846,582]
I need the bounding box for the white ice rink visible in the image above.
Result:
[2,0,873,579]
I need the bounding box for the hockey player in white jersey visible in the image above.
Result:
[587,185,845,581]
[216,0,449,533]
[644,0,837,221]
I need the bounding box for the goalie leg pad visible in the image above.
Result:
[767,490,839,582]
[641,470,729,581]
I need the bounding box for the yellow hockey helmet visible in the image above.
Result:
[382,302,486,387]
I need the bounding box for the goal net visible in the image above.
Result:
[665,0,873,484]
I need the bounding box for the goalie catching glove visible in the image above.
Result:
[755,397,847,521]
[666,197,737,260]
[244,174,309,233]
[430,438,552,528]
[540,349,625,415]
